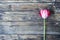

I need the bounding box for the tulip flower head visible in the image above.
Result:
[40,9,50,19]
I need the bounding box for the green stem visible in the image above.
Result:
[44,19,46,40]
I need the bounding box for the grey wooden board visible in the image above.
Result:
[0,0,60,35]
